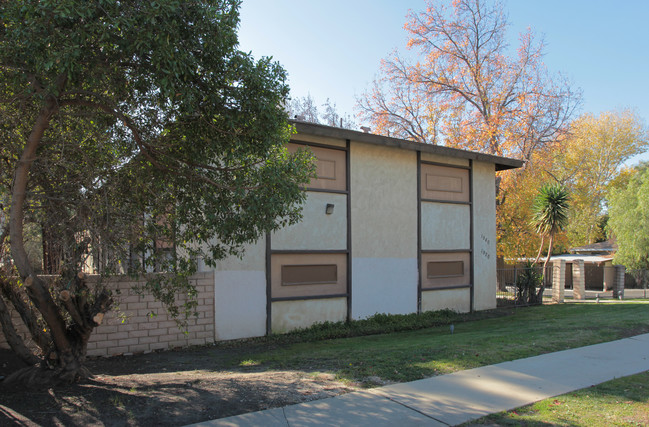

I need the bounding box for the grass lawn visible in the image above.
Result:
[3,302,648,427]
[467,371,649,426]
[227,303,649,385]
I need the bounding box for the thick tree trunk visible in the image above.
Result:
[9,95,77,377]
[0,279,51,353]
[536,233,555,302]
[5,81,103,385]
[2,327,94,388]
[2,284,113,387]
[5,76,115,387]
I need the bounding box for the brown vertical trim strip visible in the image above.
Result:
[469,159,475,313]
[265,232,272,335]
[417,151,422,313]
[346,139,352,321]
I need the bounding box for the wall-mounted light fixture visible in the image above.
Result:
[325,203,335,215]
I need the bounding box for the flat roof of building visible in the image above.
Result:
[570,239,617,254]
[291,120,525,171]
[551,254,614,264]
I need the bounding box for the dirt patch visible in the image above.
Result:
[0,346,358,426]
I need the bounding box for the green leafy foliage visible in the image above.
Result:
[515,262,542,305]
[607,165,649,270]
[0,0,315,370]
[531,183,570,237]
[551,110,648,246]
[1,0,315,283]
[271,309,464,343]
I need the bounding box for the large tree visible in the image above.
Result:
[552,110,648,245]
[358,0,579,161]
[0,0,314,385]
[607,165,649,271]
[498,111,648,260]
[288,94,357,129]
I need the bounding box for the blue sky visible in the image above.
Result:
[238,0,649,163]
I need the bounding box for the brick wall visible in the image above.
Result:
[0,271,215,357]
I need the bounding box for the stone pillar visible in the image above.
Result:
[613,265,626,299]
[552,259,566,303]
[572,259,585,301]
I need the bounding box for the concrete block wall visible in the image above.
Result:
[0,272,215,357]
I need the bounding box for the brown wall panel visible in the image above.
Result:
[271,253,347,298]
[420,163,469,202]
[282,264,338,286]
[421,252,470,289]
[427,261,464,278]
[288,143,347,191]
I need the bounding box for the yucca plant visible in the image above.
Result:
[516,261,542,304]
[531,183,570,300]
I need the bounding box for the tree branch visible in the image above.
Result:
[0,293,40,366]
[0,280,51,353]
[59,97,264,191]
[9,80,75,358]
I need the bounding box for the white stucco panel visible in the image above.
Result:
[351,257,418,319]
[421,203,471,250]
[271,192,347,251]
[472,161,497,311]
[350,143,417,259]
[421,288,471,313]
[271,298,347,333]
[210,238,266,272]
[214,270,266,340]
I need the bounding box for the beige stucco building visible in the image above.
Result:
[0,121,525,355]
[0,121,527,355]
[211,121,523,340]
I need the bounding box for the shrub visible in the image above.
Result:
[516,261,542,305]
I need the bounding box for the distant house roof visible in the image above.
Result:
[569,239,617,255]
[290,120,524,171]
[550,254,614,265]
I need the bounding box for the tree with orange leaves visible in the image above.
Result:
[497,110,648,261]
[358,0,580,162]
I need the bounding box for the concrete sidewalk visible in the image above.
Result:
[189,334,649,426]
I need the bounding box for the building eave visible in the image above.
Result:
[290,120,525,171]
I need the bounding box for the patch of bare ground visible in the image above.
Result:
[0,347,358,426]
